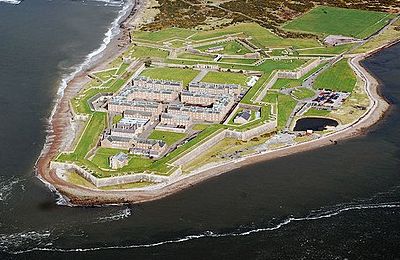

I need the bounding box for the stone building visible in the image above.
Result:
[132,76,183,91]
[109,152,129,169]
[189,82,241,96]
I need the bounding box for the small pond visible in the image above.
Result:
[294,117,339,131]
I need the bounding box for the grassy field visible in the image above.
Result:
[277,94,297,130]
[201,71,248,85]
[262,91,278,103]
[196,40,252,55]
[291,88,316,100]
[58,113,107,161]
[140,67,199,87]
[148,130,187,145]
[304,108,331,117]
[91,147,126,169]
[125,46,169,59]
[283,6,393,39]
[177,53,215,61]
[314,59,357,92]
[352,20,400,54]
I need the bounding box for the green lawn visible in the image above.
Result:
[291,88,316,100]
[148,130,187,145]
[314,59,357,92]
[177,52,215,61]
[201,71,248,85]
[125,45,169,59]
[283,6,393,39]
[277,94,297,130]
[140,67,199,87]
[196,40,252,55]
[91,148,126,169]
[304,108,331,117]
[262,91,278,103]
[58,112,107,162]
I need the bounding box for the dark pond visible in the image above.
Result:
[294,117,339,131]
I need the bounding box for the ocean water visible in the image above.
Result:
[0,1,400,259]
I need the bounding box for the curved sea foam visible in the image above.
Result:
[3,201,399,254]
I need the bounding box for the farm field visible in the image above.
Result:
[283,6,394,39]
[314,59,357,92]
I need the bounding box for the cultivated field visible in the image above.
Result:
[283,6,394,39]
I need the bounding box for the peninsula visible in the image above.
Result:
[36,0,400,205]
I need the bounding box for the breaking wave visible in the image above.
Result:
[0,0,21,5]
[3,201,399,255]
[90,0,125,7]
[0,177,24,204]
[95,207,132,223]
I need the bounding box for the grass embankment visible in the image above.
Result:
[270,62,326,90]
[148,130,187,145]
[291,88,316,100]
[191,23,320,49]
[196,40,252,55]
[125,46,169,59]
[182,135,271,172]
[314,59,357,92]
[283,6,394,39]
[228,105,272,131]
[140,67,198,87]
[177,53,215,61]
[277,94,297,130]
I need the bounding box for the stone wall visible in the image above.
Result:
[171,129,229,166]
[50,161,168,187]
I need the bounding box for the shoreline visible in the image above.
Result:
[35,8,395,205]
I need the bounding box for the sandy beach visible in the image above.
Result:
[35,4,395,206]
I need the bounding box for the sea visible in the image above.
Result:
[0,0,400,259]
